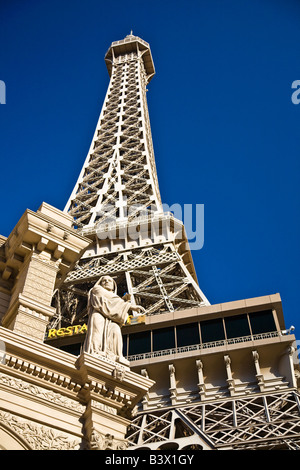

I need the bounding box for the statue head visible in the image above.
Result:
[96,275,117,293]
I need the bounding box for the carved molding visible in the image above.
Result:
[4,353,82,393]
[0,372,85,413]
[89,428,127,450]
[0,410,80,450]
[91,400,117,416]
[112,366,126,382]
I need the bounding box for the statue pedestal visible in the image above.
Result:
[76,352,154,450]
[0,327,154,450]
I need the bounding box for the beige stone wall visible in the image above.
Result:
[0,327,154,450]
[0,203,91,341]
[0,291,10,323]
[0,203,153,450]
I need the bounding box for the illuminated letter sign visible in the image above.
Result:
[47,323,87,340]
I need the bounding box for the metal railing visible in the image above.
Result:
[127,331,280,362]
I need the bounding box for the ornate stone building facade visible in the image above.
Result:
[1,33,300,450]
[0,203,153,450]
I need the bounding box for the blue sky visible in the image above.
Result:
[1,0,300,334]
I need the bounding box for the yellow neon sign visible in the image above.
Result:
[47,324,87,339]
[125,315,146,326]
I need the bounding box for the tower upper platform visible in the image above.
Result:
[104,32,155,82]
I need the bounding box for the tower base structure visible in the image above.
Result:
[122,296,300,450]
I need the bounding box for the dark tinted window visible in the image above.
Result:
[249,310,276,334]
[122,334,128,357]
[201,318,225,343]
[225,314,250,339]
[128,331,151,355]
[59,343,82,356]
[153,327,175,351]
[176,323,200,347]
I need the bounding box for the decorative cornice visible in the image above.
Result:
[0,372,85,413]
[3,352,82,393]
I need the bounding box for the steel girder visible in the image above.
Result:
[65,38,162,229]
[49,244,207,328]
[126,390,300,450]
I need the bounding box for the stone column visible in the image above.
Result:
[286,345,298,388]
[224,355,235,396]
[169,364,177,405]
[196,359,206,400]
[252,350,265,392]
[4,251,59,341]
[77,352,154,450]
[1,202,90,342]
[140,368,150,410]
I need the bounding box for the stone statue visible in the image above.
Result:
[84,275,144,365]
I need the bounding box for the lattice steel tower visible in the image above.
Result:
[52,32,209,328]
[49,34,300,451]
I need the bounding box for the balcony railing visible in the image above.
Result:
[127,331,280,362]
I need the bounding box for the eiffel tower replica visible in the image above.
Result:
[49,33,300,450]
[50,32,209,329]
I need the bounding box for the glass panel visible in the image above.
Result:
[59,343,82,356]
[128,331,151,355]
[225,314,250,339]
[122,334,128,357]
[153,327,175,351]
[249,310,276,334]
[176,323,200,347]
[200,318,225,344]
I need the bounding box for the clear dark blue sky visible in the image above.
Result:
[1,0,300,333]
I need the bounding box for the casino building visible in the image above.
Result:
[1,33,300,450]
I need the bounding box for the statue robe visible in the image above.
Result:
[84,285,131,359]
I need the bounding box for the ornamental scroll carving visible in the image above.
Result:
[0,373,84,413]
[0,410,80,450]
[89,428,127,450]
